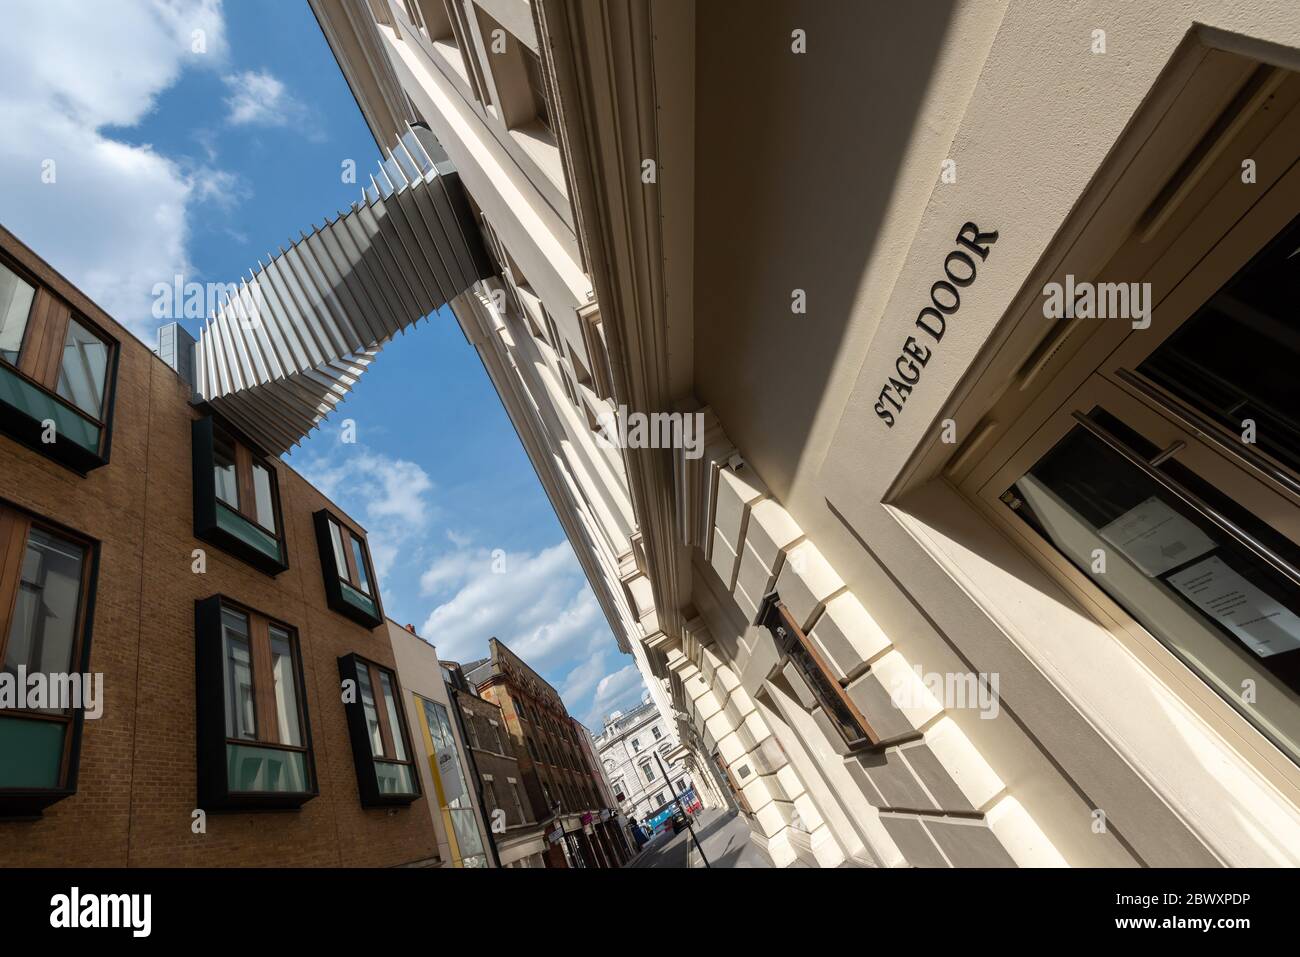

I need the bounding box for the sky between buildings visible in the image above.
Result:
[0,0,647,728]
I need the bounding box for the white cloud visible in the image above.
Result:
[420,543,600,664]
[222,69,309,128]
[558,636,611,703]
[586,665,647,727]
[418,539,642,724]
[296,444,437,586]
[0,0,234,341]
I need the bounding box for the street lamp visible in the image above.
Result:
[652,748,710,868]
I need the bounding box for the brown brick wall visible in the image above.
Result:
[0,229,440,866]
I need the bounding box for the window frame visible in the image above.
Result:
[338,653,421,807]
[976,373,1300,778]
[757,592,881,753]
[313,509,385,629]
[0,502,98,816]
[194,595,317,811]
[0,252,118,474]
[955,158,1300,792]
[192,415,288,576]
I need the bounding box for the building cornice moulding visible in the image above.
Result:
[538,0,689,644]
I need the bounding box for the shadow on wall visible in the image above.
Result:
[693,0,960,499]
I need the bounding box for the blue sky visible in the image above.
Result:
[0,0,647,728]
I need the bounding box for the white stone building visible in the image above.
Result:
[309,0,1300,867]
[592,695,698,829]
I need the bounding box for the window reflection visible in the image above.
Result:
[221,610,257,741]
[378,671,407,761]
[356,664,384,756]
[252,463,277,534]
[1006,410,1300,764]
[269,627,301,747]
[0,261,35,365]
[1139,212,1300,473]
[350,536,371,595]
[2,528,85,712]
[213,432,239,510]
[55,318,108,419]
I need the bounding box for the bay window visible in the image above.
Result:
[0,256,116,473]
[192,415,287,575]
[339,654,420,806]
[0,504,96,816]
[195,596,316,810]
[314,510,384,628]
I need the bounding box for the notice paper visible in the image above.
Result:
[1168,555,1300,658]
[1098,496,1216,577]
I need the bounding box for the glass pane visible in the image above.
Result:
[423,698,469,808]
[3,527,85,711]
[215,505,281,562]
[226,743,307,793]
[1006,412,1300,764]
[328,520,348,578]
[269,627,301,747]
[350,535,371,595]
[221,609,257,740]
[339,580,378,618]
[251,463,276,534]
[375,760,415,794]
[213,431,239,510]
[355,664,383,757]
[0,364,100,452]
[378,670,407,761]
[1138,211,1300,472]
[55,318,108,419]
[0,261,35,365]
[450,807,485,858]
[0,715,65,788]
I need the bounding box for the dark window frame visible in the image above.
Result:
[0,252,118,474]
[194,595,318,811]
[313,509,384,629]
[0,501,99,817]
[192,414,288,576]
[758,592,881,753]
[338,653,421,807]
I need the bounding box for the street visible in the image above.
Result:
[628,809,773,869]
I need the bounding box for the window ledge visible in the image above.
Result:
[0,361,107,473]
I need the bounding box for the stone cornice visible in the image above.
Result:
[538,0,688,643]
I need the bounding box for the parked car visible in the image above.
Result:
[670,807,689,834]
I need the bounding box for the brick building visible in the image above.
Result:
[0,225,441,866]
[443,659,547,867]
[464,638,623,867]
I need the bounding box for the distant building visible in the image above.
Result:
[388,622,493,867]
[594,696,698,835]
[465,638,625,867]
[573,715,634,860]
[442,658,548,868]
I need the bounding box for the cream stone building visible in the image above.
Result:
[309,0,1300,867]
